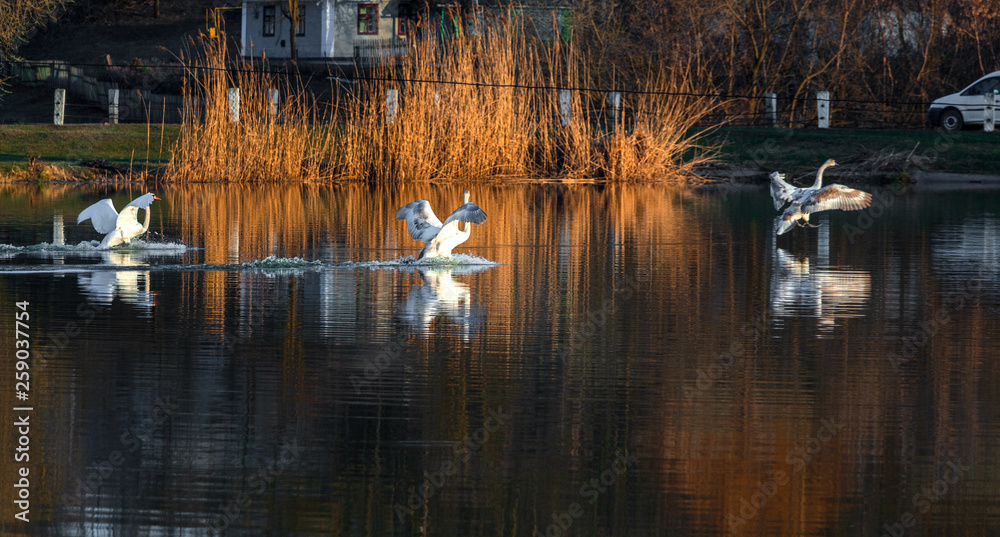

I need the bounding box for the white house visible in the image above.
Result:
[240,0,415,63]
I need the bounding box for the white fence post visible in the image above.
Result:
[228,87,240,123]
[54,88,66,125]
[558,89,572,127]
[816,90,830,129]
[607,91,621,126]
[765,92,777,127]
[268,88,279,117]
[985,93,996,132]
[386,89,398,124]
[108,88,119,125]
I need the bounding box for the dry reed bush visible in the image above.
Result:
[341,11,718,183]
[170,19,716,183]
[338,14,542,182]
[170,36,336,182]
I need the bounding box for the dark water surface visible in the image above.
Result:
[0,182,998,536]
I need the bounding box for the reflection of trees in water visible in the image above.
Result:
[933,216,1000,284]
[5,184,999,535]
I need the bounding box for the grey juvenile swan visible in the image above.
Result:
[770,159,872,235]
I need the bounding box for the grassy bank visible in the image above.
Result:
[2,123,997,181]
[705,127,1000,176]
[0,124,179,178]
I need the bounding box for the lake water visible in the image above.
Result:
[0,181,998,536]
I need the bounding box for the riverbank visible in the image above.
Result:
[1,124,998,183]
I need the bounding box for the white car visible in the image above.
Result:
[927,71,1000,131]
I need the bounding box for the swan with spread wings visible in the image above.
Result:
[77,193,161,248]
[770,160,872,235]
[395,190,487,259]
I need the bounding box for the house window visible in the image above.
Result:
[296,4,306,36]
[358,4,378,35]
[397,3,414,37]
[263,5,276,37]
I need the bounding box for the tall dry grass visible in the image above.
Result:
[169,37,336,182]
[170,16,718,183]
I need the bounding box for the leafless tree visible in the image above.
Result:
[280,0,301,62]
[0,0,70,91]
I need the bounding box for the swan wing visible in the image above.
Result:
[396,200,444,243]
[126,193,158,210]
[774,211,799,236]
[77,199,120,234]
[769,172,797,210]
[442,202,487,227]
[804,184,872,214]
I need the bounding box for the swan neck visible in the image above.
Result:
[812,163,830,189]
[140,206,152,233]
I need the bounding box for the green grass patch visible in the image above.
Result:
[1,123,997,180]
[0,124,179,173]
[704,127,1000,175]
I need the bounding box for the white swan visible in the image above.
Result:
[395,190,487,259]
[770,159,872,235]
[77,193,161,248]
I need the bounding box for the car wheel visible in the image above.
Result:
[941,109,964,131]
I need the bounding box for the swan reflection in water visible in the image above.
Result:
[77,250,179,315]
[769,228,871,333]
[398,265,492,340]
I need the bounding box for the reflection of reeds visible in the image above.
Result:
[171,16,717,183]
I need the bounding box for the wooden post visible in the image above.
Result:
[52,211,65,247]
[54,88,66,125]
[984,93,996,133]
[386,89,398,124]
[558,89,571,127]
[268,88,279,117]
[607,91,621,126]
[816,91,830,129]
[108,88,119,125]
[764,92,777,128]
[228,87,240,123]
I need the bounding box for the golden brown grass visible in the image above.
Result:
[170,16,718,183]
[169,37,336,182]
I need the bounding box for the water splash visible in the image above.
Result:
[0,240,188,253]
[239,256,324,269]
[336,253,501,269]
